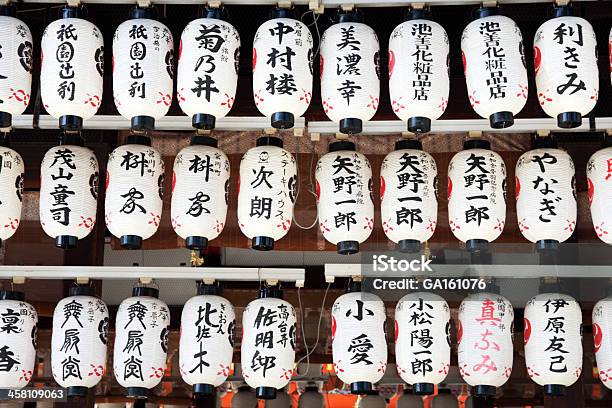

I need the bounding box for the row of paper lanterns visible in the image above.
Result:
[1,285,610,399]
[1,133,611,252]
[0,3,607,134]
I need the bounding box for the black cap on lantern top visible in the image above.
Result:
[490,111,514,129]
[67,386,88,398]
[339,118,363,135]
[413,383,434,395]
[337,240,359,255]
[197,283,221,296]
[553,5,573,18]
[130,6,158,20]
[0,290,25,301]
[259,285,283,299]
[0,5,17,17]
[472,385,496,397]
[531,135,558,149]
[463,139,491,150]
[271,7,296,20]
[544,384,565,396]
[256,136,283,148]
[0,132,10,148]
[0,112,12,129]
[536,239,560,252]
[346,279,362,293]
[203,6,226,20]
[125,134,152,146]
[120,235,143,249]
[190,135,218,148]
[69,285,96,297]
[127,387,148,399]
[271,112,295,130]
[193,383,215,395]
[55,235,78,249]
[557,112,582,129]
[338,10,362,24]
[329,140,356,152]
[256,386,277,400]
[61,5,85,19]
[350,381,373,395]
[60,115,84,132]
[406,8,431,21]
[186,236,209,250]
[395,139,422,151]
[304,385,319,392]
[132,286,159,298]
[603,135,612,148]
[131,116,156,132]
[399,239,421,253]
[59,133,84,147]
[408,117,431,134]
[466,239,489,253]
[192,114,216,131]
[474,6,498,20]
[252,236,274,251]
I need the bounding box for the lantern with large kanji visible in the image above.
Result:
[0,5,33,128]
[448,139,506,251]
[298,386,324,408]
[171,136,230,250]
[180,284,235,395]
[113,7,174,131]
[586,140,612,244]
[105,135,164,249]
[381,139,437,252]
[593,295,612,389]
[241,286,296,400]
[113,287,170,398]
[395,292,450,395]
[462,8,528,129]
[252,8,313,129]
[515,138,576,249]
[40,136,99,249]
[458,292,513,397]
[177,8,240,130]
[40,6,104,130]
[388,10,449,133]
[332,282,387,394]
[316,141,374,254]
[0,290,37,389]
[0,143,24,242]
[51,286,108,397]
[237,136,296,251]
[320,11,380,134]
[534,5,598,128]
[524,293,582,396]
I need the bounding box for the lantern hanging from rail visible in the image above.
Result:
[264,390,292,408]
[298,385,324,408]
[461,7,528,129]
[593,294,612,389]
[237,136,297,251]
[447,139,506,252]
[388,9,449,133]
[332,281,387,395]
[113,286,170,399]
[180,284,235,395]
[0,290,37,389]
[381,139,437,253]
[396,391,424,408]
[51,286,108,397]
[252,7,313,129]
[39,135,99,249]
[533,5,598,129]
[231,386,258,408]
[586,138,612,245]
[241,286,297,400]
[40,6,104,131]
[105,135,164,249]
[171,136,230,250]
[316,141,374,255]
[320,10,380,134]
[113,6,174,132]
[0,4,33,128]
[0,141,24,242]
[358,395,386,408]
[458,292,513,397]
[524,293,582,396]
[431,390,458,408]
[515,137,576,249]
[177,7,240,130]
[395,292,450,395]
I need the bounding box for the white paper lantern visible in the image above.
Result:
[51,287,109,397]
[358,395,386,408]
[534,6,598,128]
[586,144,612,244]
[0,7,33,128]
[231,387,258,408]
[113,8,174,131]
[388,11,449,133]
[237,137,297,251]
[320,13,380,134]
[395,292,450,394]
[381,140,437,252]
[298,387,324,408]
[462,9,528,129]
[113,287,170,398]
[40,140,98,249]
[105,136,164,249]
[253,10,313,129]
[0,290,37,389]
[332,288,387,394]
[316,141,374,254]
[264,390,292,408]
[179,286,235,394]
[0,145,24,241]
[430,391,458,408]
[457,292,513,397]
[171,136,230,249]
[447,140,506,251]
[241,289,296,400]
[40,7,104,130]
[593,296,612,389]
[396,393,423,408]
[515,144,576,247]
[177,9,240,130]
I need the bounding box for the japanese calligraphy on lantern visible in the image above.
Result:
[593,296,612,389]
[586,146,612,244]
[0,146,24,241]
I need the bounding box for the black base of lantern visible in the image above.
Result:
[59,115,83,131]
[192,114,216,130]
[0,112,12,128]
[339,118,362,134]
[271,112,294,130]
[255,386,277,400]
[466,239,488,253]
[408,116,431,134]
[0,290,24,301]
[190,135,218,147]
[350,382,372,395]
[132,286,159,298]
[490,111,514,129]
[56,235,78,249]
[329,140,355,152]
[127,387,148,399]
[557,112,581,129]
[473,385,496,397]
[252,236,274,251]
[463,139,491,150]
[126,134,152,146]
[537,239,559,252]
[131,116,155,132]
[69,285,95,297]
[544,384,565,396]
[0,5,17,17]
[395,139,422,151]
[120,235,142,250]
[67,386,88,398]
[193,383,215,395]
[256,136,283,148]
[337,240,359,255]
[413,383,434,396]
[186,236,208,250]
[399,239,421,253]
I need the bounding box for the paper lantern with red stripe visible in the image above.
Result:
[593,295,612,389]
[586,143,612,244]
[0,145,24,241]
